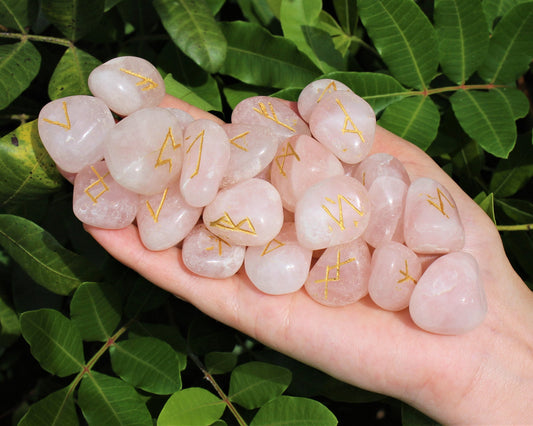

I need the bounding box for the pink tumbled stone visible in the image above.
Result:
[104,107,184,195]
[136,184,202,251]
[231,96,310,138]
[409,251,487,335]
[368,242,422,311]
[38,96,115,173]
[180,119,230,207]
[88,56,165,116]
[309,91,375,164]
[182,224,246,279]
[297,78,351,122]
[305,238,371,306]
[404,178,465,254]
[244,223,313,295]
[203,178,284,246]
[348,152,410,189]
[271,135,345,212]
[73,161,138,229]
[295,175,370,250]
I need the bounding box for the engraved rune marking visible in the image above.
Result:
[185,130,205,179]
[274,141,300,177]
[42,101,71,130]
[210,212,256,235]
[229,131,250,151]
[425,188,455,218]
[84,166,110,204]
[335,98,365,143]
[314,249,355,299]
[361,172,366,187]
[119,68,158,91]
[145,188,168,223]
[397,260,417,284]
[252,102,295,132]
[205,235,231,256]
[261,238,285,256]
[322,194,364,231]
[155,128,181,173]
[316,81,338,103]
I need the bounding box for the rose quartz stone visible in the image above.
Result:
[270,135,345,212]
[368,242,422,311]
[38,96,115,173]
[88,56,165,116]
[231,96,310,138]
[244,223,313,295]
[409,251,487,335]
[104,107,184,195]
[297,79,351,122]
[404,178,465,254]
[180,119,230,207]
[363,176,408,248]
[166,108,195,128]
[136,184,202,251]
[348,152,410,189]
[309,91,375,164]
[182,224,246,279]
[73,161,138,229]
[295,175,370,250]
[305,238,371,306]
[203,178,284,246]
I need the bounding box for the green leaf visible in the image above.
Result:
[205,351,238,374]
[474,192,496,223]
[378,95,440,150]
[483,0,531,29]
[478,2,533,84]
[401,403,439,425]
[229,361,292,410]
[450,89,516,158]
[48,47,101,100]
[0,0,38,31]
[222,83,272,109]
[18,387,78,426]
[492,87,530,119]
[78,371,152,426]
[70,282,122,342]
[123,275,169,317]
[0,40,41,110]
[0,215,99,295]
[109,337,182,395]
[153,0,227,74]
[434,0,489,84]
[0,286,20,347]
[497,198,533,223]
[219,20,321,89]
[452,139,485,180]
[164,74,218,112]
[41,0,105,41]
[20,309,85,377]
[158,387,226,426]
[250,395,337,426]
[333,0,358,35]
[503,232,533,278]
[357,0,438,90]
[490,138,533,197]
[317,11,353,56]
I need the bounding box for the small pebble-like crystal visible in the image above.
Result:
[305,238,371,306]
[349,152,410,189]
[38,96,115,173]
[409,251,487,335]
[297,78,351,122]
[167,108,195,128]
[88,56,165,116]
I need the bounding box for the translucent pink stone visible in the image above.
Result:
[136,184,202,251]
[104,107,184,195]
[203,178,284,246]
[404,178,465,254]
[297,78,351,122]
[166,108,195,128]
[349,152,410,189]
[180,119,230,207]
[88,56,165,116]
[368,242,422,311]
[38,96,115,173]
[363,176,407,248]
[231,96,310,138]
[244,223,313,295]
[305,238,371,306]
[221,123,281,187]
[270,135,345,212]
[409,251,487,335]
[72,161,138,229]
[181,224,246,279]
[308,91,375,164]
[295,175,370,250]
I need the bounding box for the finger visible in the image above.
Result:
[159,94,225,124]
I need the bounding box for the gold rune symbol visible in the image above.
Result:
[397,260,417,284]
[185,129,205,179]
[316,80,339,103]
[322,194,364,231]
[335,98,365,143]
[425,187,455,218]
[314,249,356,299]
[261,238,285,256]
[274,141,300,177]
[155,128,181,173]
[42,101,71,130]
[210,212,257,235]
[229,131,250,151]
[145,188,168,223]
[205,235,231,256]
[119,68,158,90]
[84,166,110,204]
[253,102,295,132]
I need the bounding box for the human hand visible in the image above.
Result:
[85,94,533,424]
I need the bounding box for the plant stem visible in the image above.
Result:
[497,224,533,231]
[0,32,71,47]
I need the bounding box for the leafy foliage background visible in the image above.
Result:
[0,0,532,424]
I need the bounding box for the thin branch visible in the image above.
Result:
[497,224,533,232]
[0,32,71,47]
